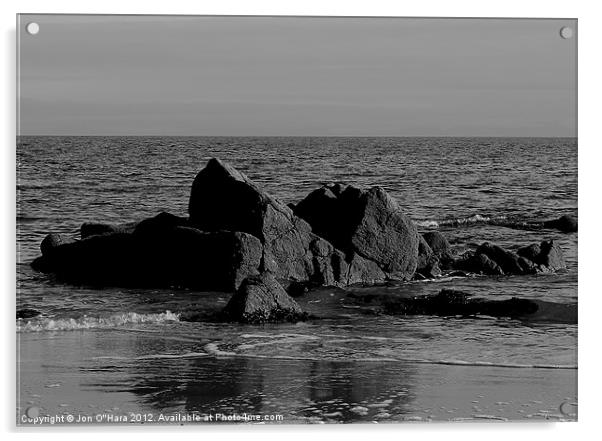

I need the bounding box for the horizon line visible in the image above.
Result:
[16,134,578,139]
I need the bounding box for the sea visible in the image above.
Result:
[16,136,578,424]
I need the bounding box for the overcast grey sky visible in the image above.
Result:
[18,15,576,137]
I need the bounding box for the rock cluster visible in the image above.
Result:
[30,158,569,323]
[453,240,566,276]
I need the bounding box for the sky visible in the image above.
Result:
[17,15,577,137]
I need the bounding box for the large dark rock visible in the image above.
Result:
[189,158,319,285]
[223,273,305,323]
[294,183,419,281]
[543,215,577,233]
[147,227,262,291]
[187,158,394,288]
[32,223,262,291]
[33,232,140,286]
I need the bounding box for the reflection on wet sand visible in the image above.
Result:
[119,357,417,422]
[18,329,576,424]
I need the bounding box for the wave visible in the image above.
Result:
[16,311,180,332]
[414,213,574,231]
[415,214,506,229]
[203,337,577,370]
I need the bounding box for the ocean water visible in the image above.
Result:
[16,136,578,423]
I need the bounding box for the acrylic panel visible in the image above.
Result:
[16,14,577,425]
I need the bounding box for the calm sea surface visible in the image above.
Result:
[16,136,578,423]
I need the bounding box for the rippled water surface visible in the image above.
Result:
[16,136,578,423]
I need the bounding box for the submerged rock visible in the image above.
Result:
[543,214,577,233]
[17,308,41,319]
[294,183,419,280]
[380,289,539,318]
[223,273,305,323]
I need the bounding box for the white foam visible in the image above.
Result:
[203,342,236,357]
[17,311,180,332]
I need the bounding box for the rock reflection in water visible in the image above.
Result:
[120,356,416,422]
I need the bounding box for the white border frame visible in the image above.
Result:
[3,1,598,439]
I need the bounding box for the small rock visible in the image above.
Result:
[422,231,453,262]
[223,273,305,323]
[416,235,441,278]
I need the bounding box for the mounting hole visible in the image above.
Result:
[26,22,40,35]
[559,26,573,39]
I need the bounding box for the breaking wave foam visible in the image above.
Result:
[17,311,180,332]
[415,214,506,229]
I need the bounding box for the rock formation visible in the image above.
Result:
[29,157,570,323]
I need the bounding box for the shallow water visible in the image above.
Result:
[16,136,577,424]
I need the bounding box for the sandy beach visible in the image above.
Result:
[17,329,577,425]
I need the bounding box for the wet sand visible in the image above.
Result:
[17,330,577,425]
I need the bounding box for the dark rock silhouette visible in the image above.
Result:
[32,158,423,292]
[29,157,570,324]
[188,158,341,287]
[223,273,305,323]
[32,226,262,291]
[293,183,419,281]
[17,308,41,319]
[133,212,190,237]
[543,214,577,233]
[379,289,539,318]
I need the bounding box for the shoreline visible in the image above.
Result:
[17,329,577,425]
